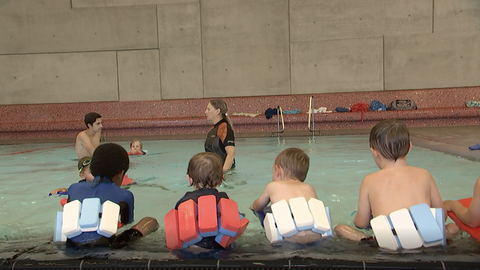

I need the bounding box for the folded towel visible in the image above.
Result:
[313,107,332,114]
[335,107,351,112]
[283,109,300,114]
[369,100,387,111]
[232,112,261,117]
[466,101,480,108]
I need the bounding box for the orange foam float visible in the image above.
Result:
[447,197,480,241]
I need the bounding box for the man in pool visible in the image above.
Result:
[334,119,446,241]
[66,143,159,248]
[250,147,322,245]
[75,112,103,159]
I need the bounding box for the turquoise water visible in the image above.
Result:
[0,136,479,262]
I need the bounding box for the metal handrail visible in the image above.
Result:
[307,96,321,139]
[274,105,285,135]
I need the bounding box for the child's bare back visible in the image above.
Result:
[363,165,440,217]
[335,119,445,241]
[266,180,317,206]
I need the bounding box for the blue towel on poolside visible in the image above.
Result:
[369,100,387,111]
[283,109,300,114]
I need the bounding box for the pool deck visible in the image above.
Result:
[199,125,480,161]
[407,125,480,162]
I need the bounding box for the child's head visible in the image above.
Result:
[77,156,94,181]
[369,119,410,162]
[90,143,129,185]
[187,152,223,189]
[130,139,143,151]
[274,147,309,182]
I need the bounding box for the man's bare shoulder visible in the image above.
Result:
[75,130,88,141]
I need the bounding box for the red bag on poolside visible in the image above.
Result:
[351,103,369,122]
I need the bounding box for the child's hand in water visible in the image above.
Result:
[49,188,68,195]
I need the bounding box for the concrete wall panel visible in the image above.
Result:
[290,0,432,42]
[291,38,383,94]
[385,31,480,90]
[0,52,118,105]
[118,50,161,101]
[0,5,157,54]
[158,3,203,99]
[203,45,290,97]
[0,0,72,10]
[201,0,290,97]
[72,0,197,8]
[158,3,201,48]
[160,47,204,99]
[434,0,480,33]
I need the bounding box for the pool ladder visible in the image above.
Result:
[272,105,285,141]
[308,96,321,141]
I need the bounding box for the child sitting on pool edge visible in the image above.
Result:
[66,143,158,248]
[170,152,246,249]
[50,156,94,196]
[250,147,323,245]
[443,176,480,239]
[128,139,146,155]
[334,119,457,242]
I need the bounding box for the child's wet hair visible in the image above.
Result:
[90,143,129,179]
[274,147,309,182]
[187,152,223,189]
[369,119,410,162]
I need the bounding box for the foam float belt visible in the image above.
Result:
[263,197,333,245]
[370,203,445,250]
[54,199,120,242]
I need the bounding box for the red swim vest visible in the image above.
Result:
[164,195,249,249]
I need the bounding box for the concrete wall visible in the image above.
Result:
[0,0,479,105]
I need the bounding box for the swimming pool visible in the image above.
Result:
[0,136,479,267]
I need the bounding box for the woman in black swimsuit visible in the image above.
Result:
[204,99,235,171]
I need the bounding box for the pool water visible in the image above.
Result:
[0,136,479,262]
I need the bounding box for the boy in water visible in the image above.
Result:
[250,147,322,244]
[50,156,94,195]
[334,119,445,241]
[67,143,158,248]
[75,112,103,159]
[173,152,236,249]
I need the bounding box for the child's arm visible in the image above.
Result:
[50,187,68,195]
[354,179,372,228]
[444,177,480,227]
[249,183,272,211]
